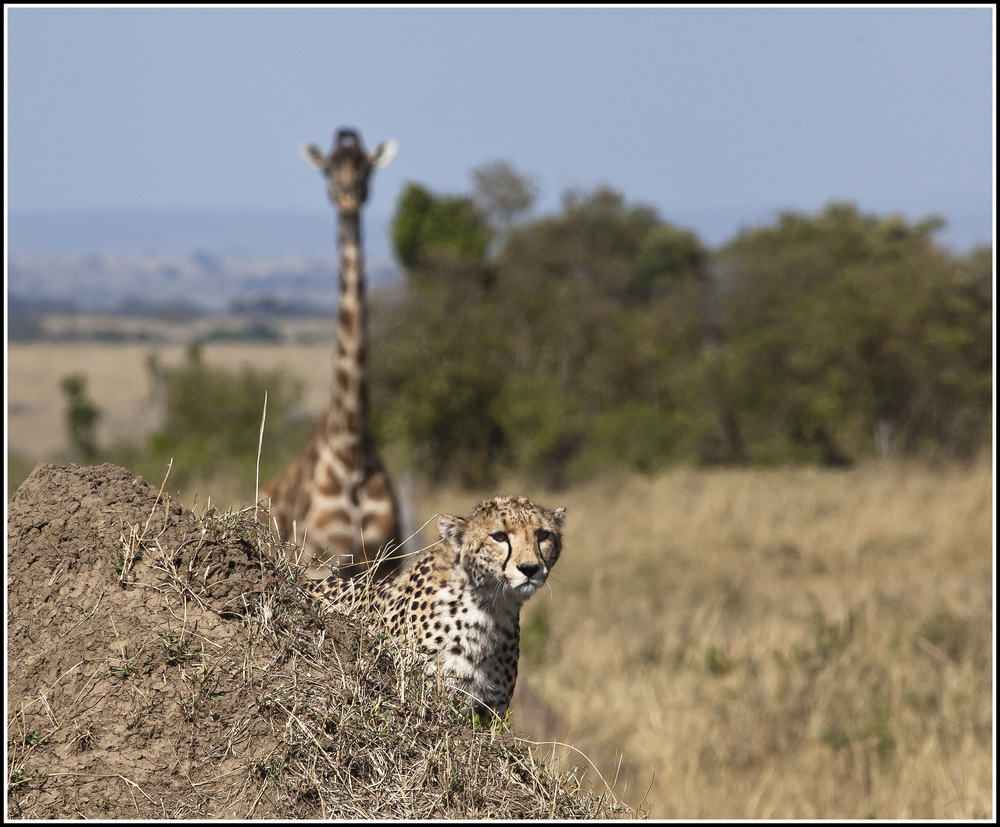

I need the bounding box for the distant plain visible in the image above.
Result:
[7,318,335,464]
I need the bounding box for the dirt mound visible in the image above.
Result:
[7,463,629,819]
[7,463,295,818]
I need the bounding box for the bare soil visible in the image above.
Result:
[6,462,298,818]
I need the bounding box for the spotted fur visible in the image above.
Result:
[303,495,566,717]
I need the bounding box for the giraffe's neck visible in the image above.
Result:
[325,209,371,471]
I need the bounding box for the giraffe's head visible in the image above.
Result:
[301,128,398,216]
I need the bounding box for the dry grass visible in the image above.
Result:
[421,456,994,819]
[200,522,626,819]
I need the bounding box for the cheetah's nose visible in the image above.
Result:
[517,563,541,579]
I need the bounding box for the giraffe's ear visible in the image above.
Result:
[369,139,398,170]
[438,514,466,551]
[300,143,327,170]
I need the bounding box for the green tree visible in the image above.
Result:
[380,179,990,483]
[390,182,491,278]
[470,159,539,258]
[708,202,991,464]
[145,344,304,484]
[382,180,712,484]
[380,179,506,483]
[489,187,710,478]
[61,373,101,461]
[372,271,509,485]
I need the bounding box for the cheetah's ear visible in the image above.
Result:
[438,514,467,551]
[300,143,328,170]
[549,507,567,530]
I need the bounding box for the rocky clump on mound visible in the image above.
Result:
[6,463,629,820]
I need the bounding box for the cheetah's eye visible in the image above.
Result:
[536,529,551,542]
[490,531,508,543]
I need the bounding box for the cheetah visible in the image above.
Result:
[303,495,566,718]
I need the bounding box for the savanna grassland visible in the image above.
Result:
[6,336,995,819]
[432,459,994,819]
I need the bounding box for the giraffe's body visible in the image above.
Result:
[263,129,402,580]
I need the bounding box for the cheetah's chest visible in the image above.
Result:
[406,582,522,716]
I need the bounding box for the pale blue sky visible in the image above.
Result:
[5,5,995,251]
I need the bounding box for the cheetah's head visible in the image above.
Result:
[438,495,566,601]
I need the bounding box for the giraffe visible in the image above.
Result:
[262,128,402,581]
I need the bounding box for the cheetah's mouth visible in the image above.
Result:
[509,572,547,596]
